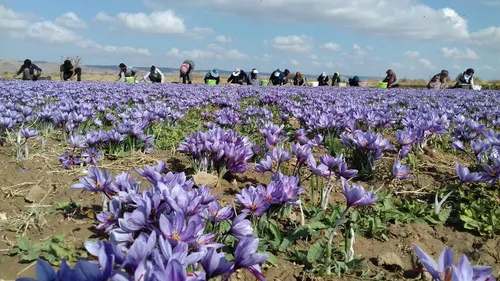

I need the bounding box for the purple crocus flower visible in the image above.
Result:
[200,248,234,279]
[71,166,113,193]
[82,147,103,165]
[230,213,253,240]
[341,178,377,208]
[392,160,412,180]
[257,181,283,204]
[21,128,38,139]
[292,142,312,165]
[222,235,268,281]
[159,213,197,246]
[455,163,485,183]
[96,199,121,233]
[15,259,74,281]
[413,244,496,281]
[152,259,187,281]
[122,232,157,269]
[57,151,82,168]
[68,135,87,149]
[235,187,270,216]
[254,155,273,173]
[207,201,234,222]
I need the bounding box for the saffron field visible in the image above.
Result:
[0,80,498,280]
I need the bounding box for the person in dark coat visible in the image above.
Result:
[227,68,248,85]
[454,68,475,88]
[318,72,329,86]
[14,59,42,81]
[292,71,307,86]
[348,76,361,86]
[60,59,82,81]
[427,70,449,89]
[179,60,195,84]
[247,68,260,86]
[269,69,290,85]
[204,69,220,84]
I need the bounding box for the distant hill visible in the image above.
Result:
[0,59,380,80]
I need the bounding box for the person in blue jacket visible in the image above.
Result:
[269,69,290,85]
[348,76,361,86]
[204,69,220,84]
[292,71,307,86]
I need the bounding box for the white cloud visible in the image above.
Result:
[325,61,336,68]
[10,21,81,44]
[96,10,186,34]
[320,42,341,52]
[482,65,496,71]
[94,11,115,22]
[366,45,374,51]
[271,35,313,53]
[55,12,87,29]
[168,46,247,61]
[312,61,321,66]
[441,47,478,59]
[290,59,299,65]
[216,35,233,43]
[163,0,470,41]
[352,44,367,56]
[1,6,150,57]
[470,27,500,51]
[419,58,435,70]
[0,4,29,30]
[481,1,500,6]
[308,54,318,60]
[452,64,462,71]
[222,49,247,60]
[404,51,420,59]
[390,62,404,69]
[188,27,215,39]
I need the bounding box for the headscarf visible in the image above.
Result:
[63,60,73,72]
[386,69,393,75]
[320,72,326,77]
[210,69,219,78]
[440,70,449,77]
[24,59,32,68]
[233,68,241,76]
[353,76,360,82]
[465,68,474,75]
[283,69,290,76]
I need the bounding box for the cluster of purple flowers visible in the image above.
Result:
[340,130,394,171]
[178,127,254,176]
[46,161,270,281]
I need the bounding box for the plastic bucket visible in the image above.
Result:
[206,79,217,85]
[338,82,347,87]
[260,80,269,86]
[125,77,135,83]
[310,81,319,87]
[378,82,388,88]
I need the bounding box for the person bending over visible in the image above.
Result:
[331,72,348,86]
[144,65,164,83]
[227,68,248,85]
[292,72,307,86]
[318,72,329,86]
[60,59,82,81]
[117,63,137,82]
[427,70,449,90]
[383,69,399,88]
[204,69,220,84]
[247,68,260,86]
[454,68,475,88]
[348,76,360,87]
[269,69,290,85]
[179,60,195,84]
[14,59,42,81]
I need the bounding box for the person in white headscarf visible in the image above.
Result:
[317,72,329,86]
[247,68,260,86]
[227,68,248,85]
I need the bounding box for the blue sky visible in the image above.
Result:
[0,0,499,79]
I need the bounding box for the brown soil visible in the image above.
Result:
[0,146,498,280]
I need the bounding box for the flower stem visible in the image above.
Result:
[325,207,350,275]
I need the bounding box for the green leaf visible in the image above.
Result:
[16,237,32,252]
[33,241,51,252]
[306,241,325,264]
[53,234,66,243]
[10,247,20,256]
[20,251,39,262]
[265,252,278,266]
[50,244,68,259]
[307,221,328,230]
[268,220,282,243]
[41,252,57,264]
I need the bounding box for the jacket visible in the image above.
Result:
[204,72,220,84]
[383,72,399,86]
[227,70,248,84]
[292,75,307,86]
[318,75,329,86]
[247,73,260,86]
[455,72,474,85]
[16,63,42,76]
[270,70,287,85]
[427,74,448,89]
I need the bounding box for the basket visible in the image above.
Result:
[125,77,135,83]
[338,82,347,87]
[206,79,217,85]
[310,81,319,87]
[378,82,388,88]
[260,80,269,86]
[359,81,367,87]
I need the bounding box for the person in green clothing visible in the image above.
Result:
[14,59,42,81]
[331,72,348,86]
[117,63,137,82]
[292,71,307,86]
[179,60,195,84]
[204,69,220,84]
